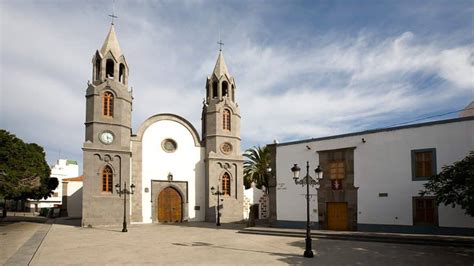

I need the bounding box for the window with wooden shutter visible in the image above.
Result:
[413,197,437,226]
[411,149,436,181]
[102,166,113,192]
[222,172,231,196]
[103,92,114,117]
[223,109,231,131]
[329,160,345,180]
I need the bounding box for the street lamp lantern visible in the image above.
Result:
[116,181,135,232]
[290,161,323,258]
[291,163,301,180]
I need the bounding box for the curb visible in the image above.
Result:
[238,228,474,248]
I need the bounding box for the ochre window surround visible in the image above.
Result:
[222,172,231,196]
[102,165,113,192]
[223,109,231,131]
[103,91,114,117]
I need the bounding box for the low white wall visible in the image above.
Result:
[66,182,83,218]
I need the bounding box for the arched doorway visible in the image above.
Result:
[157,187,182,223]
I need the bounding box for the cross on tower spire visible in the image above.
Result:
[217,40,224,52]
[109,0,118,25]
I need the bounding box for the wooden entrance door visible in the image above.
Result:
[327,202,348,230]
[158,187,182,223]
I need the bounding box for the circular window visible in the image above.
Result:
[161,139,177,153]
[220,142,233,154]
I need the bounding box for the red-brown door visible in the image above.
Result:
[158,187,182,223]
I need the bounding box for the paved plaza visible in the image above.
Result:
[1,219,473,265]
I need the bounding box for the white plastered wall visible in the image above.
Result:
[66,181,83,217]
[141,120,205,223]
[276,120,474,228]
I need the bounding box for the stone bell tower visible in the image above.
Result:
[82,23,133,227]
[202,50,244,223]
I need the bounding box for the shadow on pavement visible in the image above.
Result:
[53,217,82,227]
[170,240,314,265]
[0,216,48,225]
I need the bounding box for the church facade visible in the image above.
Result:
[82,24,244,227]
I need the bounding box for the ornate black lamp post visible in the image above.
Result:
[210,185,224,226]
[291,161,323,258]
[115,182,135,232]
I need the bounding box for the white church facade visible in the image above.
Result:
[82,24,244,227]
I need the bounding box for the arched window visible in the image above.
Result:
[102,165,113,192]
[222,81,229,97]
[222,172,231,196]
[95,57,101,81]
[119,63,126,84]
[223,109,231,131]
[212,81,218,98]
[106,59,114,78]
[103,92,114,117]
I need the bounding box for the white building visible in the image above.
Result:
[28,159,79,211]
[243,183,269,220]
[268,114,474,235]
[62,175,83,217]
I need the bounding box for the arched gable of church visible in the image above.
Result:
[134,113,202,147]
[131,113,205,224]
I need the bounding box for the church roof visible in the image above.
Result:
[212,51,230,78]
[100,24,122,58]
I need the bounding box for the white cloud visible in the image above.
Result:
[1,1,472,171]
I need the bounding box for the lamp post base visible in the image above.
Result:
[122,221,128,232]
[304,238,313,258]
[303,250,314,258]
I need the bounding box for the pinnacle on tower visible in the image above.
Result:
[212,51,230,78]
[100,24,122,58]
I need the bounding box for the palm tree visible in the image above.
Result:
[243,145,271,193]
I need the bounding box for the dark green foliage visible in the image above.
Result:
[420,151,474,217]
[0,130,55,201]
[243,145,271,192]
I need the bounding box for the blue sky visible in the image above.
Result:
[1,0,473,171]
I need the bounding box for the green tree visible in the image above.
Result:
[0,130,55,204]
[243,145,271,193]
[420,151,474,217]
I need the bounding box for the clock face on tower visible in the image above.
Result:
[100,131,114,144]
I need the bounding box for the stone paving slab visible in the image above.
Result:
[27,222,474,265]
[4,223,51,265]
[0,222,43,265]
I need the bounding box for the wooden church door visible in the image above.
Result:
[327,202,348,230]
[158,187,182,223]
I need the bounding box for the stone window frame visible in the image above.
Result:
[101,165,113,192]
[223,109,231,131]
[102,91,114,117]
[222,172,231,196]
[411,148,436,181]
